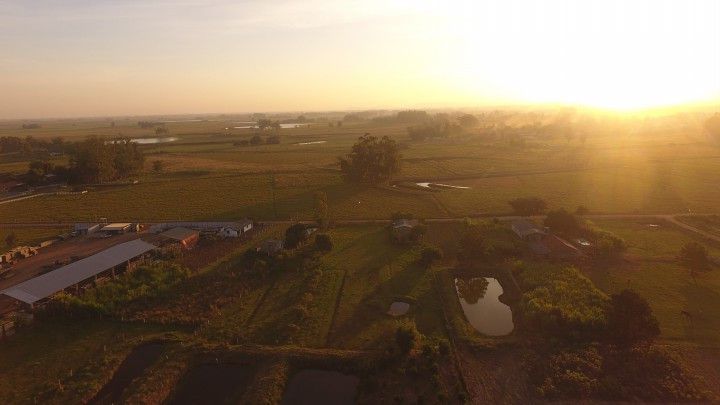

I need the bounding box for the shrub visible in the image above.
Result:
[284,223,309,249]
[544,208,581,235]
[679,242,709,271]
[606,289,660,347]
[315,234,333,252]
[508,197,547,216]
[395,322,420,356]
[419,246,442,268]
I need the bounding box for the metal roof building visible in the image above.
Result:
[0,239,156,306]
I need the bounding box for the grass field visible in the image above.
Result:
[584,218,720,345]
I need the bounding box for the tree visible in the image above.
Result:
[679,242,709,273]
[152,160,164,173]
[249,135,263,146]
[458,225,485,260]
[544,209,580,234]
[508,197,547,216]
[606,289,660,347]
[419,246,442,268]
[313,191,329,227]
[338,134,401,184]
[284,223,309,250]
[5,232,17,248]
[315,234,333,252]
[456,276,489,304]
[395,322,420,356]
[457,114,479,128]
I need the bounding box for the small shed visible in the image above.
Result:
[101,223,132,234]
[258,239,284,256]
[74,223,101,235]
[237,219,253,234]
[160,227,200,250]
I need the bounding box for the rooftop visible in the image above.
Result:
[102,223,132,231]
[1,239,156,305]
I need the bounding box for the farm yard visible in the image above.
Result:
[2,110,720,403]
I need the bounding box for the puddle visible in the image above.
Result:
[168,363,255,405]
[387,301,410,316]
[234,123,310,129]
[455,277,514,336]
[281,369,359,405]
[88,342,166,404]
[295,140,327,145]
[416,182,470,189]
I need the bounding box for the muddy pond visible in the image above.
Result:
[89,342,166,405]
[455,277,514,336]
[281,369,359,405]
[168,362,255,405]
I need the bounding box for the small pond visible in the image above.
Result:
[455,277,514,336]
[296,140,327,145]
[281,369,359,405]
[88,342,166,405]
[233,123,310,129]
[107,137,179,145]
[416,182,470,189]
[387,301,410,317]
[168,363,255,405]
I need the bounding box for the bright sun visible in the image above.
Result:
[433,0,720,110]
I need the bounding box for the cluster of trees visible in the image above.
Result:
[339,134,401,184]
[257,119,281,133]
[26,137,145,184]
[0,136,66,156]
[21,123,42,129]
[509,197,547,215]
[234,134,280,147]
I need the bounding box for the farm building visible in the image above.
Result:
[148,221,252,234]
[0,239,156,310]
[160,227,200,250]
[391,219,421,243]
[101,223,132,234]
[74,223,101,235]
[258,239,284,256]
[511,219,546,242]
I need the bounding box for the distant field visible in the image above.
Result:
[0,227,68,246]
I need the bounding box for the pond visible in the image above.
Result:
[168,363,255,405]
[233,123,310,129]
[416,182,470,189]
[281,369,359,405]
[387,301,410,316]
[88,342,166,405]
[107,137,179,145]
[296,140,327,145]
[455,277,514,336]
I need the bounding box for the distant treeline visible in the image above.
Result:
[0,136,66,155]
[22,137,144,185]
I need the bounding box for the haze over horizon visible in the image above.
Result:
[2,0,719,119]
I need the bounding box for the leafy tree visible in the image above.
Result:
[152,160,164,173]
[419,246,442,268]
[5,232,17,248]
[509,197,547,216]
[284,223,309,249]
[591,231,627,260]
[249,135,263,145]
[458,225,485,260]
[544,209,581,234]
[338,134,401,184]
[606,289,660,347]
[457,114,479,127]
[679,242,709,272]
[315,234,333,252]
[395,322,420,356]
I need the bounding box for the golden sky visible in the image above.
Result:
[1,0,719,118]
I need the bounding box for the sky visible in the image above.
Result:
[1,0,719,118]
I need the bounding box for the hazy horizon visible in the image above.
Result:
[2,0,720,119]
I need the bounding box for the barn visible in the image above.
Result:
[160,227,200,250]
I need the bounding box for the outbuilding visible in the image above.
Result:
[160,227,200,250]
[74,223,101,235]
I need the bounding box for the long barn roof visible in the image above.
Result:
[1,239,156,305]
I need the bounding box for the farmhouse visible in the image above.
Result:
[391,219,420,243]
[0,239,156,310]
[160,227,200,250]
[259,239,284,256]
[74,223,101,235]
[101,223,132,234]
[511,219,581,260]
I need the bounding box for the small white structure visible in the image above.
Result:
[101,223,132,234]
[218,227,239,238]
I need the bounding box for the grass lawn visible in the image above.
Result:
[0,227,69,247]
[584,219,720,345]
